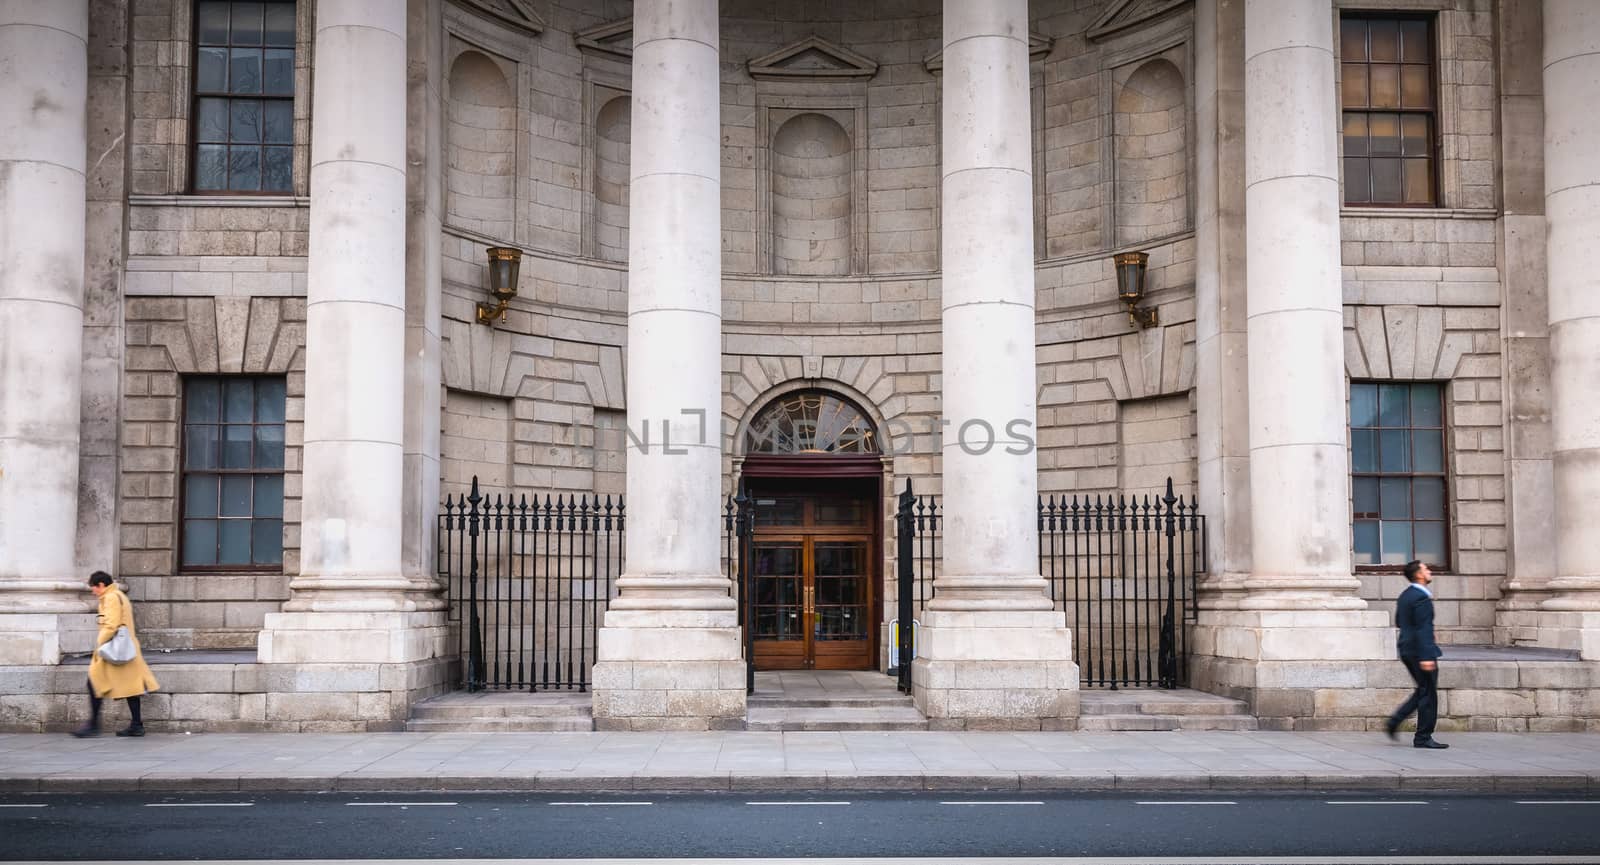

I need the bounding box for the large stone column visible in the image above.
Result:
[911,0,1078,730]
[1538,0,1600,658]
[1196,0,1388,719]
[590,0,744,730]
[0,0,93,665]
[258,0,444,668]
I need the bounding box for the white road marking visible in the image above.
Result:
[343,802,456,807]
[0,804,48,808]
[1515,800,1600,805]
[745,801,851,806]
[938,801,1045,806]
[547,801,654,806]
[1135,801,1237,806]
[1325,800,1429,805]
[14,856,1600,864]
[143,802,253,808]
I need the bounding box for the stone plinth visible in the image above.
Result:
[257,611,448,665]
[591,610,746,730]
[911,610,1079,730]
[1536,611,1600,661]
[0,613,95,666]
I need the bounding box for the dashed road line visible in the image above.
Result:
[343,801,457,807]
[144,802,253,808]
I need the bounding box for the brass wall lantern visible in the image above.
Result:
[476,246,522,324]
[1113,250,1158,329]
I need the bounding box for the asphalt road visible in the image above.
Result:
[2,792,1599,862]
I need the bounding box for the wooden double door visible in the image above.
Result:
[746,477,879,670]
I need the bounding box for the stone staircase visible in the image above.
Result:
[405,690,594,732]
[745,670,930,731]
[1077,688,1258,731]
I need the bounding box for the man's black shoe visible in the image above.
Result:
[1413,738,1449,749]
[1384,718,1399,741]
[115,726,145,738]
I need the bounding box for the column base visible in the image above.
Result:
[1534,611,1600,660]
[0,613,96,665]
[256,611,448,664]
[591,609,746,731]
[910,610,1079,731]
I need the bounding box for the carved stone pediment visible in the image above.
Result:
[748,36,878,81]
[1087,0,1191,42]
[574,17,632,61]
[922,31,1053,74]
[446,0,545,35]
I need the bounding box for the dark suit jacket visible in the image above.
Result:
[1395,584,1442,661]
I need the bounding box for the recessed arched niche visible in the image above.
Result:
[771,113,853,276]
[1113,56,1189,246]
[593,95,631,263]
[446,49,516,240]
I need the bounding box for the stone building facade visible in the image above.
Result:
[3,0,1599,732]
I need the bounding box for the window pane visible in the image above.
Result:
[230,48,262,94]
[1370,64,1400,109]
[1371,158,1402,203]
[229,147,260,191]
[264,48,294,95]
[1402,66,1431,109]
[183,520,218,566]
[1380,476,1411,518]
[219,520,252,565]
[230,99,261,143]
[254,424,285,469]
[186,378,221,422]
[220,474,253,517]
[1354,520,1380,565]
[1369,113,1400,156]
[232,2,264,45]
[1351,429,1377,472]
[1404,158,1433,205]
[264,3,295,46]
[1353,476,1380,516]
[197,46,228,92]
[1350,383,1378,427]
[1341,64,1368,108]
[1370,19,1400,62]
[1413,429,1443,473]
[263,101,293,145]
[197,98,230,143]
[252,519,284,565]
[223,379,254,421]
[253,474,283,518]
[1340,19,1368,61]
[1413,477,1446,520]
[256,377,286,422]
[1410,383,1442,426]
[221,423,253,467]
[1380,429,1411,472]
[185,474,219,518]
[1379,384,1410,426]
[1381,521,1412,565]
[197,1,229,44]
[196,144,227,190]
[1401,20,1430,62]
[1401,114,1430,156]
[1343,113,1369,156]
[263,146,292,192]
[185,424,219,469]
[1344,157,1370,204]
[1413,521,1445,566]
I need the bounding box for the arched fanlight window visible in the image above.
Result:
[745,391,879,454]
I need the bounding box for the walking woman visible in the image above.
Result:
[74,571,159,738]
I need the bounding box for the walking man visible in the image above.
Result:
[1387,560,1447,749]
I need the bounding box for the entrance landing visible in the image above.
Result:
[747,670,928,731]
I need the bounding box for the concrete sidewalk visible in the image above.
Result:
[2,730,1599,794]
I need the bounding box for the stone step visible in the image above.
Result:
[1078,689,1252,716]
[747,694,914,709]
[406,690,594,731]
[1076,713,1260,732]
[745,706,930,732]
[405,716,594,733]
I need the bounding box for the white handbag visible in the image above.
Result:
[98,625,136,665]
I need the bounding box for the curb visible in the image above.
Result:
[2,771,1593,795]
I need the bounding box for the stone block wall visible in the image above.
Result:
[120,296,305,650]
[440,390,513,497]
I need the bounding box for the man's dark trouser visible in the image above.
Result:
[1393,656,1438,741]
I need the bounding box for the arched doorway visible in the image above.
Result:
[740,390,883,671]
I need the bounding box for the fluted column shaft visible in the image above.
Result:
[1241,0,1364,610]
[932,0,1049,611]
[1542,0,1600,610]
[612,0,728,610]
[288,0,409,612]
[0,0,90,614]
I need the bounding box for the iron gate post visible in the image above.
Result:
[735,485,755,695]
[1159,477,1178,689]
[466,477,485,692]
[895,478,915,695]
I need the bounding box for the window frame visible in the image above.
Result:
[188,0,298,196]
[177,374,288,573]
[1337,11,1440,209]
[1349,380,1452,573]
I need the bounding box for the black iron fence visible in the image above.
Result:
[893,477,1204,690]
[438,478,624,691]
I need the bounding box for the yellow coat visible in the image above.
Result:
[87,586,159,700]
